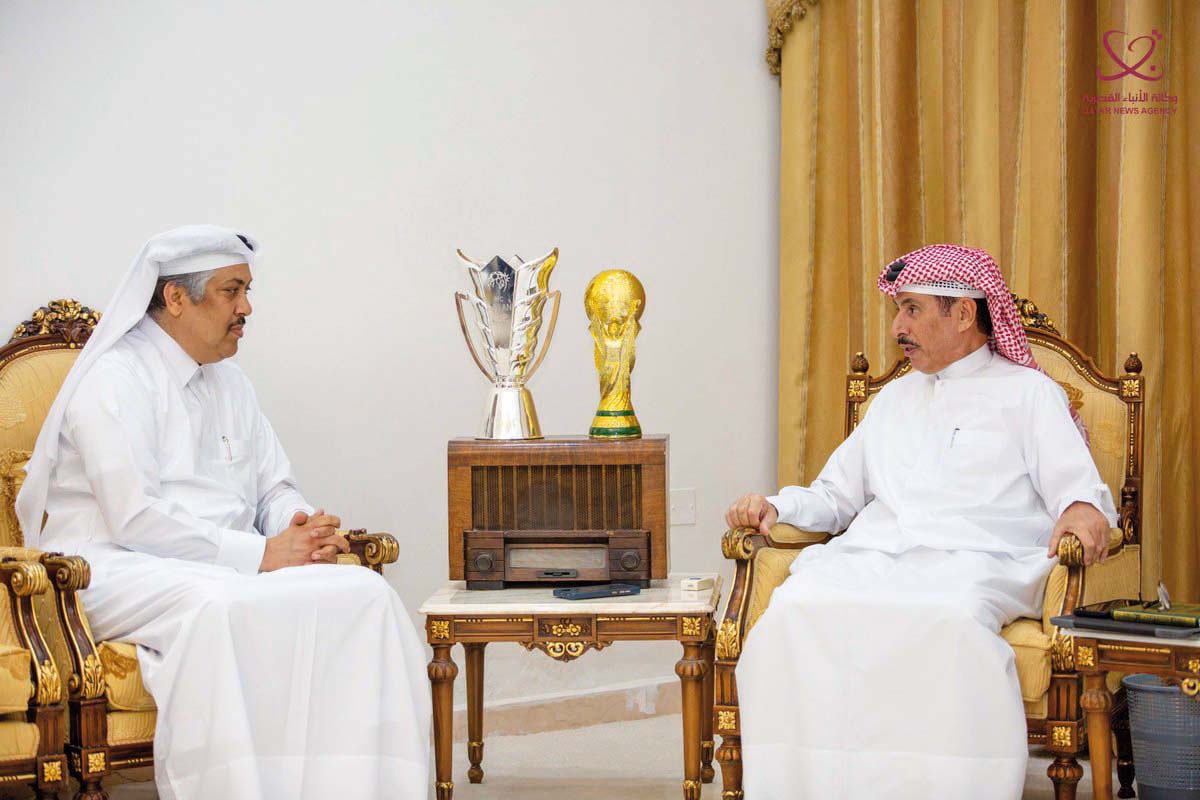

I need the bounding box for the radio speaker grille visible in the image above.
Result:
[471,464,642,530]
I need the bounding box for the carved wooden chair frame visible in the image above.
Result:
[2,300,401,798]
[712,296,1145,800]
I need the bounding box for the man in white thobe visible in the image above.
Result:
[726,245,1115,799]
[17,225,431,799]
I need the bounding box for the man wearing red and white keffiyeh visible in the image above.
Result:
[726,245,1117,800]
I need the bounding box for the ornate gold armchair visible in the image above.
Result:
[0,300,400,798]
[713,297,1145,800]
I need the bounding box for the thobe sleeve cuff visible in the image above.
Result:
[1056,488,1118,528]
[217,529,268,575]
[765,494,800,527]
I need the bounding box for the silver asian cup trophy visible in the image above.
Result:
[453,248,561,439]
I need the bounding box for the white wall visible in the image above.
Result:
[0,1,778,704]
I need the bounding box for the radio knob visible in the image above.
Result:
[619,551,642,571]
[473,553,495,572]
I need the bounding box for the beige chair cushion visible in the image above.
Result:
[1000,618,1052,703]
[745,548,802,634]
[107,709,156,746]
[0,717,39,762]
[98,642,155,713]
[0,645,32,716]
[0,450,30,548]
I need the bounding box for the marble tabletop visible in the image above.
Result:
[419,573,723,616]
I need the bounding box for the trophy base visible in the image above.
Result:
[477,385,543,440]
[589,409,642,439]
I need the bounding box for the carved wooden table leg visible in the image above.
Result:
[465,642,486,784]
[1113,699,1135,799]
[429,644,458,800]
[1082,672,1113,800]
[677,642,707,800]
[700,635,715,783]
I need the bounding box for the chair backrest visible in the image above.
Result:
[0,301,100,546]
[844,295,1145,551]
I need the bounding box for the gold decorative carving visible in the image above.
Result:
[99,646,139,680]
[429,620,451,640]
[1012,295,1060,333]
[1076,645,1096,668]
[1051,725,1072,747]
[716,619,741,661]
[346,531,399,567]
[41,759,63,783]
[1050,631,1075,672]
[717,710,737,731]
[1056,534,1085,567]
[522,640,610,662]
[550,621,582,638]
[1120,378,1141,399]
[11,299,101,346]
[0,559,50,596]
[721,528,756,561]
[847,379,867,401]
[1186,658,1200,674]
[87,751,106,773]
[41,554,91,591]
[1182,678,1199,698]
[35,659,62,705]
[766,0,819,75]
[681,617,703,637]
[79,652,105,699]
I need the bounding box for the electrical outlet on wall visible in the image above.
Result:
[670,488,696,526]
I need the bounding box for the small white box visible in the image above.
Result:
[680,576,714,592]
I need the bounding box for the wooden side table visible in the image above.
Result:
[419,574,722,800]
[1073,628,1200,800]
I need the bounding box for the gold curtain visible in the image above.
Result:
[769,0,1199,600]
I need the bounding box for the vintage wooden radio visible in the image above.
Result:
[447,435,669,589]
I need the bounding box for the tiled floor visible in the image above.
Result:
[7,714,1115,799]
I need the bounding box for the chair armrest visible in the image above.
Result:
[1044,530,1139,671]
[720,524,830,563]
[37,553,106,702]
[342,529,399,574]
[715,525,829,663]
[0,556,62,708]
[1054,529,1125,568]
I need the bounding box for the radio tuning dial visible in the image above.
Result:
[619,551,641,571]
[474,553,495,572]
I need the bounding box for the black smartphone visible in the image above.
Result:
[1073,599,1154,618]
[553,583,642,601]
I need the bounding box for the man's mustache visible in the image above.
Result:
[230,316,246,329]
[896,336,918,347]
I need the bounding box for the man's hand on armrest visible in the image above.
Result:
[725,494,779,536]
[259,508,350,572]
[1048,501,1111,566]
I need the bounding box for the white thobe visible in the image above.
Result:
[40,316,431,800]
[737,344,1116,799]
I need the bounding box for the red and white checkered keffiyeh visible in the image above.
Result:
[877,244,1087,439]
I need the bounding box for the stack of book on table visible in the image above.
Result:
[1051,599,1200,639]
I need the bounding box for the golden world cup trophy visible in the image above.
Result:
[584,269,645,439]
